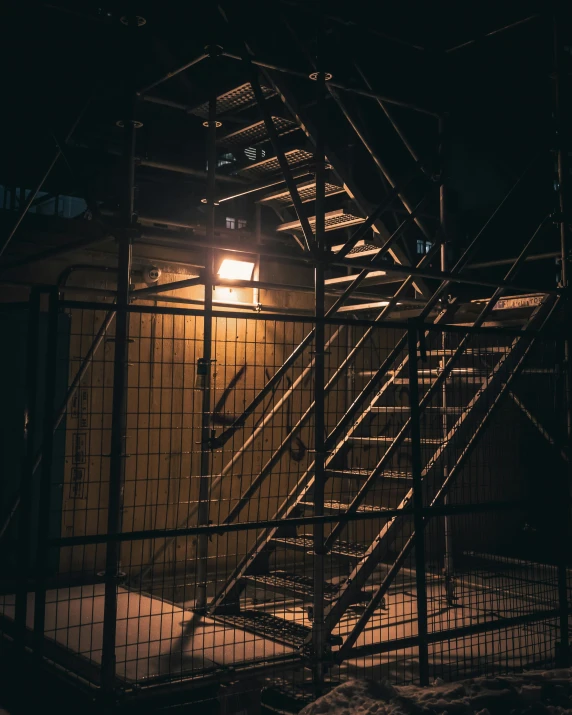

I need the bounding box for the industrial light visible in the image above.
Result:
[218,258,255,281]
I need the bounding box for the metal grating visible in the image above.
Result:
[237,148,314,178]
[325,468,412,480]
[277,209,365,233]
[272,535,368,559]
[324,270,393,287]
[258,180,345,206]
[212,610,312,648]
[243,571,340,600]
[190,82,275,118]
[330,240,381,257]
[217,116,299,147]
[300,500,389,514]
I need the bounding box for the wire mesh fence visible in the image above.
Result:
[0,295,569,711]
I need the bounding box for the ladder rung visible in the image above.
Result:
[277,209,365,234]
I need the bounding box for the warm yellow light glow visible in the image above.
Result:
[218,259,255,281]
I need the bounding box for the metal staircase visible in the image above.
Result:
[140,72,561,667]
[207,290,558,656]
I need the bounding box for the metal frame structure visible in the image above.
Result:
[0,5,570,713]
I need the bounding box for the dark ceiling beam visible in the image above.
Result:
[222,52,439,117]
[137,51,208,95]
[446,14,540,53]
[278,0,427,52]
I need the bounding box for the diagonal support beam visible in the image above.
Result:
[260,67,430,296]
[327,84,434,243]
[248,63,316,255]
[324,214,550,549]
[335,295,558,659]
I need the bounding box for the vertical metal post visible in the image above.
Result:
[15,288,41,651]
[253,203,262,308]
[439,114,455,606]
[196,55,217,612]
[554,11,571,667]
[33,287,59,656]
[101,28,137,692]
[408,321,429,686]
[312,63,327,690]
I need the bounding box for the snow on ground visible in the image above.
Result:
[300,669,572,715]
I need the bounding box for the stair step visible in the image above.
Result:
[299,500,390,514]
[258,179,345,206]
[277,209,365,234]
[472,293,546,312]
[359,367,489,379]
[325,468,412,480]
[217,117,299,147]
[325,270,393,287]
[243,570,340,601]
[272,535,367,560]
[387,377,483,385]
[369,405,465,415]
[190,83,276,118]
[331,240,383,258]
[337,300,393,312]
[349,436,443,445]
[237,148,313,179]
[421,348,509,356]
[212,609,319,648]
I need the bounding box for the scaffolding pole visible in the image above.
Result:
[312,65,327,692]
[553,9,571,667]
[101,24,137,692]
[195,56,217,613]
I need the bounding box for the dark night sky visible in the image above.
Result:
[0,0,564,280]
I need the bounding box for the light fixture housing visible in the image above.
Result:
[217,258,255,281]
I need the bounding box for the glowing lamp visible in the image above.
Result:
[218,259,255,281]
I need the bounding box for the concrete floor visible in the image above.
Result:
[0,566,563,688]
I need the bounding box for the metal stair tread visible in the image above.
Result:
[349,435,443,444]
[324,271,396,287]
[277,209,366,234]
[217,117,299,147]
[211,609,312,648]
[237,148,313,178]
[470,293,547,312]
[369,405,465,414]
[337,301,394,313]
[243,570,340,600]
[325,468,412,480]
[258,179,345,206]
[331,240,383,258]
[272,535,368,559]
[299,500,390,514]
[190,83,275,118]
